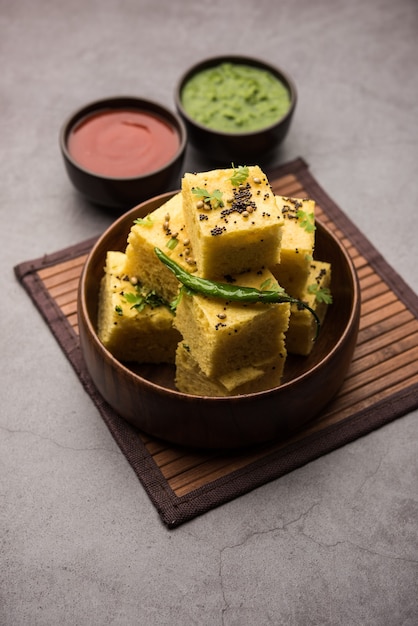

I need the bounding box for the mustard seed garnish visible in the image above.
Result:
[221,181,256,218]
[210,225,227,236]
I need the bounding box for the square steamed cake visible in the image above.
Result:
[271,196,316,298]
[181,166,284,278]
[286,260,332,356]
[124,193,193,303]
[175,342,287,397]
[173,267,290,378]
[97,251,181,363]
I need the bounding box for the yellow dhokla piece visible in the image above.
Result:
[286,260,332,356]
[124,193,193,302]
[271,196,316,298]
[175,343,287,397]
[173,268,290,378]
[182,165,284,278]
[97,251,181,363]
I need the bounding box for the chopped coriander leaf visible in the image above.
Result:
[124,287,167,311]
[169,285,186,312]
[259,277,284,292]
[229,165,249,186]
[307,283,333,304]
[115,305,123,316]
[134,215,154,227]
[192,187,224,209]
[124,291,147,312]
[166,237,179,250]
[296,209,316,233]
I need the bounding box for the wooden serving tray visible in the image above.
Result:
[15,158,418,528]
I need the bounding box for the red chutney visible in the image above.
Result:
[67,109,180,178]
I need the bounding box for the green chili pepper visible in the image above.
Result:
[154,247,322,338]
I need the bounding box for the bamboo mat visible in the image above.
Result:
[14,158,418,528]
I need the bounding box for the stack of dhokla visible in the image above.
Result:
[96,165,331,396]
[174,166,289,395]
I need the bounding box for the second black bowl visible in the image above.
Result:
[174,55,297,165]
[60,96,187,211]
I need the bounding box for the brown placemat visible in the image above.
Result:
[14,158,418,528]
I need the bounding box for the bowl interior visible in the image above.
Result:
[82,192,357,395]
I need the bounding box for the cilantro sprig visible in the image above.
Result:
[259,277,285,293]
[192,187,224,209]
[229,165,249,186]
[307,283,333,304]
[123,286,167,312]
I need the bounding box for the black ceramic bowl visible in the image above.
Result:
[59,96,187,211]
[174,55,297,165]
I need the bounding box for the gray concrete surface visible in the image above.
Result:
[1,0,418,624]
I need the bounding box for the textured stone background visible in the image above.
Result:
[1,0,417,624]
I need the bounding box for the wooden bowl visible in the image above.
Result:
[78,192,360,449]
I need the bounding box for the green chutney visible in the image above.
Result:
[181,62,291,133]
